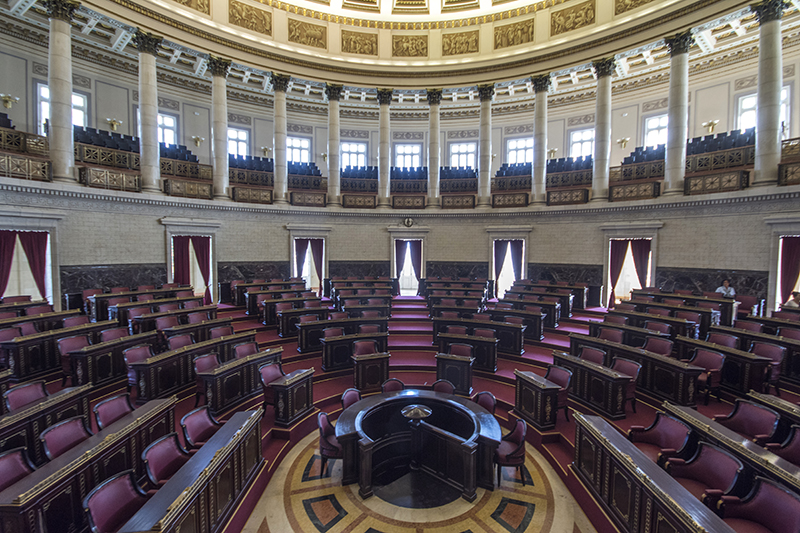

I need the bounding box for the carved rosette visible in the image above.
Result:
[532,74,551,93]
[426,89,442,106]
[272,73,291,92]
[665,31,694,56]
[45,0,80,22]
[377,88,393,105]
[325,83,343,102]
[753,0,787,23]
[478,84,495,101]
[133,30,163,56]
[592,58,616,78]
[208,56,232,78]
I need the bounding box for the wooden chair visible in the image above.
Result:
[93,393,134,430]
[83,470,149,533]
[494,419,527,486]
[432,379,455,394]
[687,348,725,405]
[381,378,405,393]
[713,399,779,446]
[0,447,36,492]
[717,477,800,533]
[259,362,286,413]
[181,406,222,449]
[544,365,572,421]
[40,416,93,460]
[627,412,692,465]
[665,442,744,507]
[318,412,343,473]
[472,391,496,415]
[142,433,191,487]
[341,388,361,409]
[3,380,48,412]
[610,357,642,412]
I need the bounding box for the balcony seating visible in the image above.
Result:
[234,341,259,359]
[579,346,606,365]
[180,406,221,449]
[717,476,800,533]
[473,391,496,415]
[58,335,90,386]
[611,357,642,412]
[259,362,285,412]
[382,378,405,393]
[63,315,90,328]
[93,393,134,430]
[123,344,154,393]
[210,325,233,339]
[494,419,527,486]
[194,353,219,406]
[496,162,532,177]
[40,416,93,460]
[621,144,665,164]
[3,380,48,412]
[750,341,787,395]
[318,412,343,473]
[642,336,674,357]
[713,399,779,446]
[0,448,36,492]
[353,339,378,356]
[644,321,672,335]
[545,155,593,173]
[735,320,763,333]
[627,412,692,465]
[707,332,739,349]
[598,327,623,343]
[142,432,191,487]
[432,379,455,394]
[341,388,361,409]
[665,442,744,507]
[604,315,628,325]
[544,365,572,422]
[168,334,194,350]
[83,470,150,533]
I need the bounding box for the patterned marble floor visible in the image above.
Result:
[243,431,597,533]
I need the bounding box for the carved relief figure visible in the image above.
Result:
[615,0,652,14]
[551,0,595,36]
[288,19,327,50]
[229,0,272,36]
[342,30,378,56]
[392,35,428,57]
[442,31,479,56]
[494,20,534,50]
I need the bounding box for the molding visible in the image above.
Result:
[599,221,664,231]
[159,217,222,230]
[485,225,533,233]
[0,207,66,225]
[284,223,333,232]
[764,214,800,226]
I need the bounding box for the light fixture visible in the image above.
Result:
[192,136,205,147]
[321,152,328,162]
[260,146,272,157]
[0,94,19,109]
[701,120,720,134]
[491,153,497,161]
[616,137,630,149]
[106,118,122,131]
[547,148,558,159]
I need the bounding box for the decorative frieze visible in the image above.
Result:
[551,0,595,36]
[568,114,595,126]
[504,125,533,135]
[132,92,181,111]
[341,130,369,139]
[392,35,428,57]
[341,31,377,55]
[642,98,668,112]
[442,31,478,56]
[167,0,209,15]
[494,20,534,50]
[393,132,424,140]
[229,0,271,36]
[287,124,313,134]
[447,130,478,138]
[614,0,654,15]
[228,113,251,125]
[288,19,327,50]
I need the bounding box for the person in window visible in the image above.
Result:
[784,292,800,308]
[715,279,736,298]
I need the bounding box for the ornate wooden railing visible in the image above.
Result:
[0,127,49,156]
[0,127,51,182]
[491,175,531,192]
[546,169,592,188]
[229,168,273,187]
[75,143,139,170]
[685,145,754,173]
[390,178,427,194]
[440,177,477,193]
[617,160,664,181]
[342,177,378,193]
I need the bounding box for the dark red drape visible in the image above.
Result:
[409,240,422,280]
[0,231,18,298]
[190,236,212,305]
[395,240,408,276]
[608,240,630,308]
[295,239,309,279]
[494,240,509,280]
[780,236,800,304]
[509,240,523,281]
[172,236,191,287]
[309,239,324,288]
[17,231,48,300]
[630,239,651,289]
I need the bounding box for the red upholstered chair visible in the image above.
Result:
[168,334,194,350]
[698,301,721,313]
[431,290,446,296]
[58,335,91,386]
[675,311,701,323]
[674,289,694,295]
[665,442,744,507]
[598,327,623,343]
[324,327,344,338]
[63,315,90,328]
[107,296,130,307]
[751,341,787,395]
[0,312,15,319]
[579,346,606,366]
[714,400,780,446]
[504,316,524,325]
[100,327,129,342]
[494,419,527,486]
[180,406,222,449]
[341,388,362,409]
[126,307,151,332]
[717,476,800,533]
[329,312,348,320]
[155,316,179,330]
[136,294,153,302]
[123,344,154,393]
[604,315,628,325]
[234,342,259,359]
[4,381,48,412]
[2,295,30,303]
[162,283,179,289]
[432,379,455,394]
[210,325,233,339]
[615,303,636,311]
[17,322,38,336]
[110,286,129,293]
[158,303,180,313]
[93,393,134,430]
[473,391,496,415]
[318,412,343,473]
[688,349,725,405]
[610,357,642,413]
[627,412,692,465]
[304,300,321,308]
[183,300,201,309]
[0,447,35,492]
[83,470,149,533]
[646,307,671,316]
[259,362,285,412]
[735,320,763,333]
[736,295,761,319]
[523,305,543,314]
[0,326,20,350]
[142,432,190,487]
[440,298,457,307]
[367,298,384,306]
[774,311,800,320]
[358,324,380,334]
[353,340,378,356]
[187,311,209,324]
[343,298,361,307]
[137,285,155,291]
[361,310,380,318]
[252,279,267,284]
[302,292,317,298]
[765,425,800,466]
[299,314,318,324]
[778,327,800,341]
[472,313,492,321]
[473,328,496,338]
[663,298,685,306]
[446,325,468,335]
[642,336,674,357]
[40,416,93,460]
[338,289,355,297]
[449,343,474,357]
[382,378,405,393]
[644,321,672,335]
[544,365,572,421]
[25,304,52,316]
[194,353,219,406]
[175,291,194,298]
[439,311,459,319]
[706,332,739,349]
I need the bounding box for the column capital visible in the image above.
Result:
[377,88,393,105]
[208,55,232,78]
[325,83,343,101]
[478,84,495,101]
[665,31,695,56]
[531,74,551,93]
[133,30,163,56]
[272,73,291,92]
[753,0,787,23]
[426,89,442,106]
[592,58,616,78]
[44,0,80,22]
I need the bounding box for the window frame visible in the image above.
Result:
[156,112,179,146]
[505,137,534,165]
[736,85,791,138]
[448,141,477,169]
[227,126,250,157]
[35,80,90,136]
[393,142,423,169]
[642,113,668,148]
[286,135,312,164]
[341,141,368,169]
[568,127,595,159]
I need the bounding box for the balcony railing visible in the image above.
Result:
[0,127,49,156]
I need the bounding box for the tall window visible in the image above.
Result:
[294,238,324,293]
[2,232,52,303]
[738,87,790,138]
[157,114,178,145]
[170,235,213,302]
[287,136,311,163]
[506,138,533,164]
[569,128,594,158]
[341,142,366,168]
[397,240,420,296]
[395,144,421,168]
[450,142,476,168]
[609,239,652,305]
[643,114,668,147]
[228,128,248,156]
[37,84,87,136]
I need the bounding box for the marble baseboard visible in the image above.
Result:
[426,262,489,280]
[328,261,391,279]
[218,262,291,283]
[60,264,167,295]
[654,268,769,299]
[527,264,603,286]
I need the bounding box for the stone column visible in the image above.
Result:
[46,0,79,182]
[209,56,232,200]
[272,73,290,204]
[427,89,442,208]
[134,30,163,194]
[531,75,550,205]
[325,84,342,207]
[478,83,494,207]
[591,58,615,202]
[753,0,785,186]
[377,88,393,208]
[663,31,694,195]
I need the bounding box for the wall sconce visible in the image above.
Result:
[547,148,558,159]
[702,120,720,134]
[491,153,497,161]
[260,146,272,157]
[616,137,630,149]
[192,136,205,147]
[321,152,328,162]
[0,94,19,110]
[106,118,122,131]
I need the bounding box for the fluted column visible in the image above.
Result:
[46,0,79,182]
[478,83,494,207]
[427,89,442,208]
[134,30,163,194]
[377,88,392,208]
[531,75,550,205]
[272,74,290,204]
[663,31,694,195]
[591,58,614,201]
[326,83,342,207]
[753,0,785,186]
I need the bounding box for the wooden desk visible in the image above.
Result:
[552,351,632,420]
[631,301,719,337]
[88,288,183,321]
[436,332,498,372]
[261,297,321,325]
[0,398,176,533]
[353,352,391,392]
[68,330,160,387]
[0,299,50,317]
[278,307,329,337]
[608,309,698,339]
[118,409,262,533]
[505,289,574,318]
[161,317,233,343]
[336,294,393,308]
[428,295,484,310]
[340,303,391,319]
[569,333,703,407]
[436,353,474,395]
[430,304,481,319]
[711,325,800,386]
[325,278,398,298]
[517,281,589,309]
[197,348,282,417]
[745,314,800,335]
[321,332,389,371]
[631,289,740,326]
[485,308,545,341]
[270,368,314,427]
[499,298,560,328]
[244,289,303,315]
[0,309,80,333]
[110,296,204,327]
[0,369,10,416]
[574,413,737,533]
[513,370,561,430]
[588,321,671,344]
[296,317,389,353]
[431,316,525,356]
[235,281,296,306]
[132,304,218,333]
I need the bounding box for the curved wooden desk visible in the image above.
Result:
[335,390,502,502]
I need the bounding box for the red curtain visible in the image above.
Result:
[509,240,523,281]
[630,239,651,289]
[172,236,191,287]
[395,240,407,277]
[190,236,212,305]
[17,231,48,300]
[780,236,800,304]
[309,239,324,288]
[494,240,509,280]
[0,231,18,298]
[608,240,630,308]
[295,239,309,279]
[409,240,422,280]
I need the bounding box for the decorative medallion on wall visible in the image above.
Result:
[505,124,533,135]
[642,98,668,112]
[341,129,369,139]
[229,0,272,36]
[393,132,424,140]
[392,35,428,57]
[288,19,328,50]
[614,0,653,15]
[170,0,209,15]
[442,31,479,55]
[343,0,379,12]
[288,124,314,134]
[447,130,478,138]
[494,19,534,50]
[568,114,595,126]
[228,113,252,125]
[341,31,378,55]
[551,0,595,36]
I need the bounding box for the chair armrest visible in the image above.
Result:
[703,489,724,508]
[664,458,685,474]
[627,426,646,441]
[656,449,677,467]
[765,442,781,451]
[753,434,770,446]
[712,414,732,422]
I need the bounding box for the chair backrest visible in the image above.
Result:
[259,362,284,386]
[40,417,92,460]
[187,311,208,324]
[100,327,129,342]
[382,378,405,392]
[0,448,35,492]
[361,310,380,318]
[123,344,153,365]
[158,303,180,312]
[662,298,685,306]
[473,328,496,338]
[735,320,763,333]
[358,324,380,334]
[472,313,492,321]
[615,303,636,311]
[0,327,21,342]
[83,470,148,533]
[4,380,48,411]
[473,391,496,414]
[299,314,318,323]
[168,334,194,350]
[107,296,130,306]
[439,311,459,319]
[181,406,220,448]
[774,311,800,320]
[304,300,321,308]
[750,341,786,364]
[446,325,468,335]
[646,307,671,316]
[63,315,90,328]
[25,304,52,316]
[675,311,701,323]
[579,346,606,365]
[727,476,800,533]
[504,316,524,324]
[341,388,362,409]
[57,335,90,357]
[175,291,194,298]
[194,353,219,373]
[234,342,259,359]
[343,299,360,307]
[598,327,623,343]
[318,411,335,440]
[707,332,739,349]
[210,326,233,339]
[545,365,572,390]
[778,327,800,341]
[353,340,378,356]
[367,298,384,306]
[329,312,348,320]
[698,301,720,310]
[16,322,38,336]
[691,349,725,372]
[143,433,188,485]
[0,312,16,320]
[110,286,129,293]
[677,442,744,495]
[523,305,543,313]
[93,394,134,430]
[611,357,642,380]
[2,296,30,303]
[432,379,455,394]
[448,343,473,357]
[642,336,674,356]
[644,321,671,335]
[183,300,201,309]
[720,400,779,440]
[136,294,153,302]
[440,298,457,306]
[127,306,151,320]
[604,315,628,325]
[137,285,155,291]
[155,316,179,330]
[324,327,344,338]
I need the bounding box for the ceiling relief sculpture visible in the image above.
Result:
[494,19,534,50]
[442,30,479,55]
[341,30,378,55]
[343,0,380,12]
[551,0,595,36]
[614,0,654,15]
[228,0,271,36]
[392,35,428,57]
[169,0,209,15]
[288,19,327,50]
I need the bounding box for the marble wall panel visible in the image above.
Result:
[218,262,291,283]
[425,261,489,280]
[328,261,391,278]
[654,267,769,298]
[527,263,603,286]
[60,264,167,295]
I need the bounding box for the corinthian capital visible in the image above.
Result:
[753,0,787,23]
[592,58,616,78]
[665,30,694,56]
[531,75,551,93]
[133,30,163,56]
[45,0,80,22]
[325,84,343,102]
[272,73,291,92]
[377,88,393,105]
[478,84,495,101]
[426,89,442,106]
[208,55,232,78]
